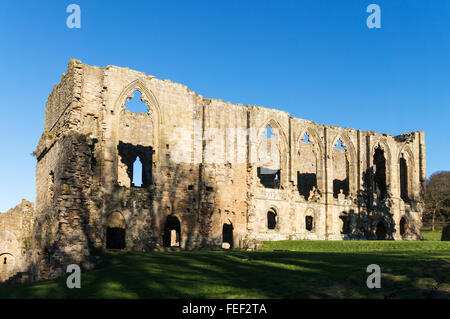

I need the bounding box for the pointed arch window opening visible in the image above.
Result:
[373,145,387,200]
[332,138,350,198]
[261,125,274,138]
[258,125,281,189]
[334,138,345,150]
[297,132,319,200]
[301,133,312,144]
[400,153,409,202]
[125,90,150,114]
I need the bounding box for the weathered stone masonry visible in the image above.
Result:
[1,59,426,281]
[0,200,35,282]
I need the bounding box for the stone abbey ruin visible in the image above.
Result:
[0,60,426,282]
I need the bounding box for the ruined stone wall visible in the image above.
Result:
[0,200,34,282]
[27,59,426,280]
[30,132,96,280]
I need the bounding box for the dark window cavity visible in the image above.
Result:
[374,146,387,200]
[106,212,126,249]
[118,141,153,188]
[339,214,350,234]
[305,216,314,231]
[400,217,407,237]
[297,172,317,200]
[267,210,277,230]
[222,223,233,249]
[258,167,281,189]
[400,155,408,201]
[376,220,387,240]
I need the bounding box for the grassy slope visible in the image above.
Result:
[1,239,449,299]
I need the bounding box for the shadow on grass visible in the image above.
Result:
[1,248,449,299]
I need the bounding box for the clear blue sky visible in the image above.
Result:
[0,1,449,212]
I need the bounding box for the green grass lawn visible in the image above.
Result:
[422,227,443,241]
[1,240,449,299]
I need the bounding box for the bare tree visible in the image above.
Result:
[424,171,450,231]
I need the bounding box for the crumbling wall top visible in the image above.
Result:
[43,59,424,147]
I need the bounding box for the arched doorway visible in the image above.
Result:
[400,217,407,238]
[267,209,277,230]
[0,253,16,282]
[376,220,387,240]
[163,215,181,247]
[106,212,126,249]
[222,222,233,249]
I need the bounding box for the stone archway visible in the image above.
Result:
[106,212,126,249]
[267,209,277,230]
[0,253,16,282]
[163,215,181,248]
[222,221,233,249]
